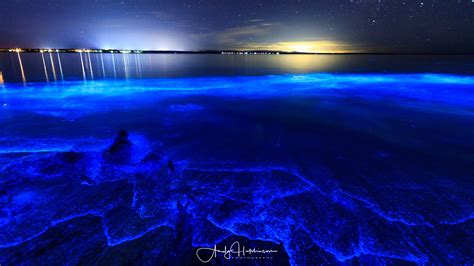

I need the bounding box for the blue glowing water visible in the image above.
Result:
[0,74,473,265]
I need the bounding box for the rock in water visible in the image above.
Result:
[103,130,133,164]
[167,159,176,173]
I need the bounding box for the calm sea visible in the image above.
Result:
[1,53,474,83]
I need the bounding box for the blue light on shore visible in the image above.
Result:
[0,73,473,265]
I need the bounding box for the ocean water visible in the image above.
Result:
[0,54,473,265]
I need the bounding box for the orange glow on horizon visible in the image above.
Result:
[243,40,364,53]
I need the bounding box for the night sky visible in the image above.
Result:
[1,0,473,53]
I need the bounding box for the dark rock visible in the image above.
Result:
[108,130,132,153]
[167,159,175,173]
[103,130,133,164]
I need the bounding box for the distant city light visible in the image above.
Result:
[2,47,341,55]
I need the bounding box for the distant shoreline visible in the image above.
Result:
[1,48,473,56]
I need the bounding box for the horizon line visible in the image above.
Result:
[1,48,474,56]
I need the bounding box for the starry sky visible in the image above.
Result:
[0,0,473,53]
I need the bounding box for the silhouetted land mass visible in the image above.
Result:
[1,48,473,55]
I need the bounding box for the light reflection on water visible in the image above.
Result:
[40,52,49,82]
[1,52,474,83]
[16,51,26,83]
